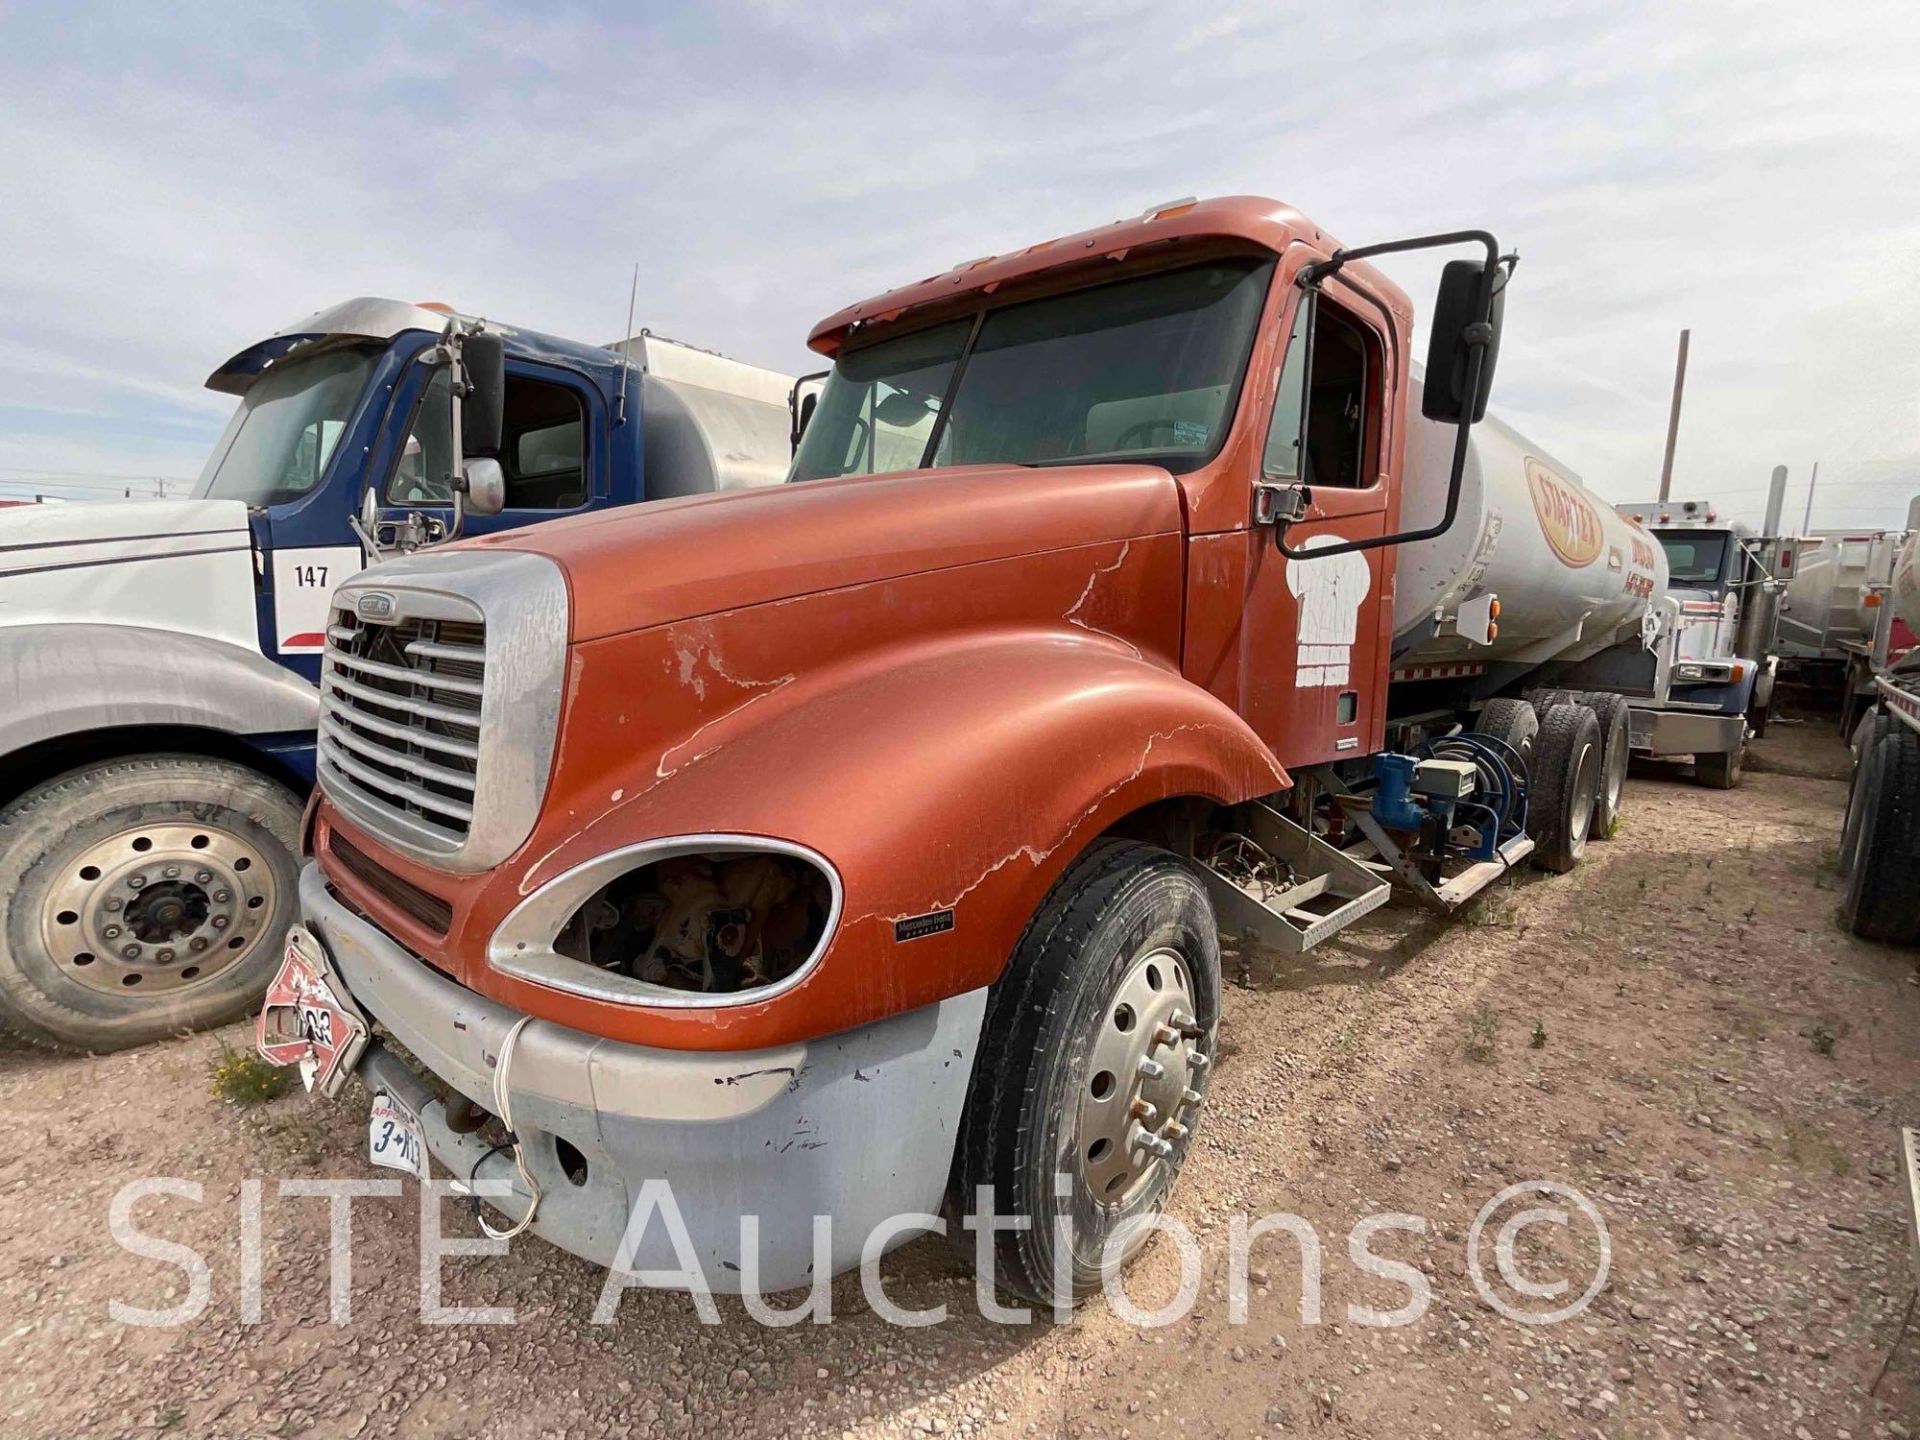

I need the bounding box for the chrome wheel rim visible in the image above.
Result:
[42,822,277,997]
[1076,947,1206,1209]
[1568,740,1598,849]
[1603,729,1628,816]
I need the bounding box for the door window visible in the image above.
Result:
[385,368,588,509]
[1261,293,1376,490]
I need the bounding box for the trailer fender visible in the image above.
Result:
[506,629,1290,1045]
[0,624,319,765]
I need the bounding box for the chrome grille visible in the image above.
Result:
[320,610,486,845]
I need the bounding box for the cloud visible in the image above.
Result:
[1,0,1916,530]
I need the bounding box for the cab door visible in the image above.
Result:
[1236,272,1401,767]
[374,357,607,542]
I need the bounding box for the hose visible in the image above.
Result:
[473,1014,543,1242]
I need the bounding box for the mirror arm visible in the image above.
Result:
[1276,231,1508,562]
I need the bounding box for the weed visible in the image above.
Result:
[1464,1003,1498,1063]
[208,1038,292,1105]
[1530,1020,1547,1050]
[1800,1022,1838,1058]
[1607,814,1625,838]
[1782,1115,1852,1177]
[157,1408,186,1431]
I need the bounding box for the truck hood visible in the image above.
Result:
[0,497,263,651]
[0,497,252,557]
[470,463,1186,642]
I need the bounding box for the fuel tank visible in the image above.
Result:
[1393,379,1664,670]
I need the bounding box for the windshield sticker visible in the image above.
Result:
[1525,458,1604,568]
[1172,419,1210,447]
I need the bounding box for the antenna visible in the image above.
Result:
[614,263,639,426]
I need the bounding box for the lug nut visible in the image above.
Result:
[1136,1057,1166,1081]
[1151,1023,1180,1049]
[211,916,229,930]
[196,870,212,884]
[163,865,180,879]
[1164,1121,1190,1142]
[156,949,174,963]
[1134,1131,1174,1159]
[128,876,146,889]
[1128,1098,1159,1124]
[104,898,122,913]
[1187,1052,1211,1072]
[189,937,208,953]
[1172,1010,1204,1039]
[212,890,231,904]
[1182,1088,1203,1107]
[121,944,141,959]
[103,925,121,940]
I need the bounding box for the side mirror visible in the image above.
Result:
[359,484,380,535]
[462,457,506,517]
[461,331,506,458]
[1421,260,1505,423]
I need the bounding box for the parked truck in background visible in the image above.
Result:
[0,298,799,1051]
[1611,486,1792,787]
[1838,522,1920,946]
[1775,498,1919,733]
[263,196,1682,1303]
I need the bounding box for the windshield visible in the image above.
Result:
[194,345,380,507]
[1658,530,1731,586]
[789,258,1275,482]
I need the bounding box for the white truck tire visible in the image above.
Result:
[0,756,302,1052]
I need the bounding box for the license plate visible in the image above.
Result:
[256,925,369,1098]
[368,1089,427,1180]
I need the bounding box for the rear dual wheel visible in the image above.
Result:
[1839,724,1920,945]
[1530,703,1604,874]
[949,840,1220,1305]
[0,757,302,1052]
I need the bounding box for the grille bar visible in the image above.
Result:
[328,649,485,696]
[324,669,484,729]
[319,716,480,791]
[320,701,479,760]
[319,738,476,823]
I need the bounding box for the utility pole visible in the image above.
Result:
[1656,328,1690,503]
[1801,460,1820,534]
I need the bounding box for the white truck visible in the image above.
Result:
[0,298,800,1051]
[1609,484,1794,788]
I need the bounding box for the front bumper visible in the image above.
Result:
[1626,707,1745,758]
[299,862,987,1293]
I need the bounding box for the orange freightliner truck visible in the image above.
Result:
[260,196,1670,1303]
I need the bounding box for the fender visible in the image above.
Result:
[462,623,1289,1051]
[0,624,320,763]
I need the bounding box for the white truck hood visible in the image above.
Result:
[0,497,263,651]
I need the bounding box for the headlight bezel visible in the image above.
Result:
[489,833,844,1009]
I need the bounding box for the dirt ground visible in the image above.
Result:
[3,718,1917,1440]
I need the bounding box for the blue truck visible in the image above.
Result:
[0,297,798,1050]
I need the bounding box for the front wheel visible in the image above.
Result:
[0,756,303,1052]
[948,839,1220,1306]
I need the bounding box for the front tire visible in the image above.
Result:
[948,839,1220,1306]
[0,756,303,1052]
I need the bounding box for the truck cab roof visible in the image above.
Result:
[207,296,637,399]
[805,195,1411,358]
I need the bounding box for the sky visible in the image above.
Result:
[1,0,1917,529]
